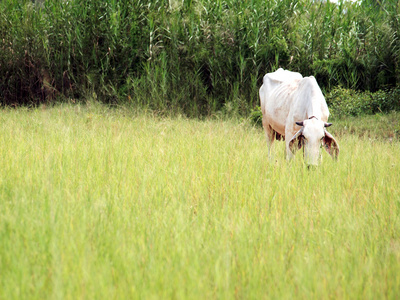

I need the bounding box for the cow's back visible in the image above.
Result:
[259,68,303,106]
[259,68,303,133]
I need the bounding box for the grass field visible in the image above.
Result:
[0,103,399,299]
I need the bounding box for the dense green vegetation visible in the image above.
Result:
[1,0,399,115]
[0,104,399,299]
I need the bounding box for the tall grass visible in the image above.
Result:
[0,104,399,298]
[0,0,399,114]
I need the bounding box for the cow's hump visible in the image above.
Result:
[265,68,303,84]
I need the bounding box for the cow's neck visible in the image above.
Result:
[306,99,323,120]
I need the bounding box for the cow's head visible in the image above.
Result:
[289,117,339,165]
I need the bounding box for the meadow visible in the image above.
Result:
[0,103,399,299]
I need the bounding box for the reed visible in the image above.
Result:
[0,0,399,115]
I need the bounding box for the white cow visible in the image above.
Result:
[259,68,339,165]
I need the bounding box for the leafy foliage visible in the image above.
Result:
[326,86,400,117]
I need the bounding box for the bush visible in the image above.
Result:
[326,87,400,118]
[249,106,263,127]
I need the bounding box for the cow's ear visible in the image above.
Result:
[296,121,304,127]
[323,130,339,159]
[289,129,304,154]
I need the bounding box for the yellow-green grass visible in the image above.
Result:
[0,104,399,299]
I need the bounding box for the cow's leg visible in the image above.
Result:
[262,118,275,159]
[285,128,295,161]
[285,143,294,161]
